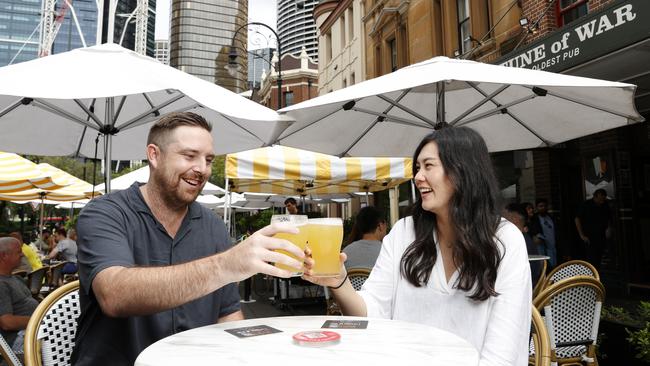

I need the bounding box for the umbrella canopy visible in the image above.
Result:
[0,163,99,202]
[0,151,73,193]
[274,56,644,157]
[225,145,412,195]
[94,165,226,195]
[0,43,291,190]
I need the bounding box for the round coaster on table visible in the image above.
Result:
[292,330,341,347]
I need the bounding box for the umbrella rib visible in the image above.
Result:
[338,90,410,157]
[450,83,510,126]
[117,93,185,131]
[73,99,103,128]
[113,96,127,124]
[377,92,437,127]
[0,98,24,119]
[276,107,343,142]
[455,94,536,126]
[525,87,643,122]
[33,99,99,129]
[125,103,201,131]
[142,93,156,110]
[351,107,432,128]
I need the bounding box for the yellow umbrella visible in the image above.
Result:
[0,151,72,193]
[0,163,101,243]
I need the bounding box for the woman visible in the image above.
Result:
[304,127,531,365]
[342,206,387,271]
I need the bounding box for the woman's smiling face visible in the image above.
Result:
[414,141,454,216]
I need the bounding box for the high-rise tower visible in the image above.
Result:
[277,0,318,60]
[169,0,248,92]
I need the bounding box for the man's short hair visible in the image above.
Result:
[147,112,212,149]
[0,237,19,253]
[284,197,297,206]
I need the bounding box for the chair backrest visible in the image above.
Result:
[541,260,599,290]
[533,276,605,360]
[47,262,67,289]
[26,267,48,298]
[24,280,80,366]
[532,259,548,299]
[0,333,22,366]
[347,268,371,291]
[530,306,551,366]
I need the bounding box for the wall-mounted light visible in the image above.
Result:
[453,50,460,57]
[519,17,529,27]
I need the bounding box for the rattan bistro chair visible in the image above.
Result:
[325,268,371,315]
[0,333,22,366]
[532,259,548,299]
[539,260,599,292]
[533,276,605,366]
[26,267,48,300]
[24,280,80,366]
[529,306,552,366]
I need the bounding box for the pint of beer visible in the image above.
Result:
[307,218,343,277]
[271,214,308,276]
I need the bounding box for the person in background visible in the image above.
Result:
[342,206,388,271]
[303,127,531,365]
[284,197,300,215]
[528,198,558,267]
[71,112,304,366]
[503,204,541,286]
[31,229,51,252]
[0,237,39,360]
[9,231,42,272]
[575,188,611,271]
[46,228,78,274]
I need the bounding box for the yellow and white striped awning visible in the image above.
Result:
[0,151,72,193]
[0,163,100,202]
[226,146,412,195]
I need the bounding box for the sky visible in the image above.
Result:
[154,0,278,49]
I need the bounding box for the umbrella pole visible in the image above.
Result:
[103,97,114,192]
[38,196,44,251]
[224,177,230,236]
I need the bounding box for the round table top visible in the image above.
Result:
[528,254,551,261]
[135,315,479,366]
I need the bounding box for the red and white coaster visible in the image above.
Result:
[292,330,341,347]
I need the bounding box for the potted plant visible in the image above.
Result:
[600,302,650,365]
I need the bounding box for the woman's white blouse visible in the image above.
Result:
[359,217,532,366]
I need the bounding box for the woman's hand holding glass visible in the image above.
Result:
[302,248,348,288]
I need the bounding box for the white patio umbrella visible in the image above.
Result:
[0,44,291,191]
[94,165,226,195]
[274,56,644,157]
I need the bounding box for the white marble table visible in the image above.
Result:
[528,255,551,261]
[135,316,479,366]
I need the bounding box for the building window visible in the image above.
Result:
[284,91,294,107]
[341,13,346,46]
[375,45,382,76]
[325,31,332,63]
[389,38,397,72]
[348,7,354,41]
[556,0,588,27]
[457,0,471,54]
[350,72,355,85]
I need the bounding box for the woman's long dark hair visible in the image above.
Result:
[401,127,503,301]
[344,206,385,245]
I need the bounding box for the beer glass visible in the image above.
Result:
[306,218,343,277]
[271,214,308,276]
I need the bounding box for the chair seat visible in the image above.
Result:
[555,345,587,358]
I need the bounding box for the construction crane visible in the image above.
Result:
[39,0,71,57]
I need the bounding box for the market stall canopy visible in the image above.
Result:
[0,163,99,202]
[0,151,72,193]
[225,145,412,195]
[274,56,644,157]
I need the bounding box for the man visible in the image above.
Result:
[503,204,541,286]
[528,198,558,267]
[0,237,39,358]
[31,229,51,252]
[575,188,611,270]
[72,112,303,365]
[284,197,300,214]
[46,228,78,274]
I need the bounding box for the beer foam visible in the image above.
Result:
[308,218,342,226]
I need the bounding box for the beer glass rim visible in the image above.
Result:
[308,217,342,225]
[271,214,308,225]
